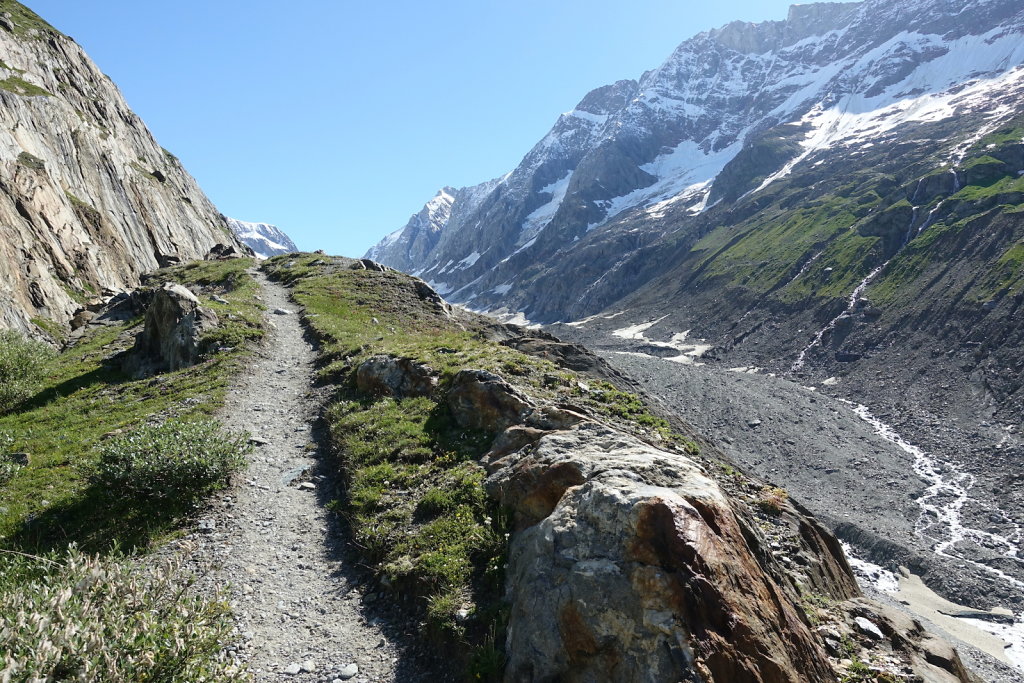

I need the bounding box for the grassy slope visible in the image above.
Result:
[0,258,264,553]
[685,122,1024,310]
[263,254,699,677]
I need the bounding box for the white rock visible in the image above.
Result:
[338,663,359,679]
[854,616,884,640]
[283,662,301,675]
[300,660,316,673]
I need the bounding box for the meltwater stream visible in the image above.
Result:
[847,402,1024,669]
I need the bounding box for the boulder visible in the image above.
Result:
[355,355,438,398]
[126,282,218,374]
[349,258,390,272]
[205,243,243,260]
[489,423,838,683]
[446,369,533,432]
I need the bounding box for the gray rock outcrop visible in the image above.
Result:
[0,4,242,335]
[488,423,839,683]
[446,369,534,432]
[126,283,218,374]
[355,355,437,398]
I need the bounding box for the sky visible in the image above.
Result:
[29,0,799,257]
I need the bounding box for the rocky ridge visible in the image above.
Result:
[263,255,984,683]
[0,1,242,336]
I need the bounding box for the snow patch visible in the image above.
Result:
[612,316,669,340]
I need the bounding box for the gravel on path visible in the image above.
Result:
[174,271,447,682]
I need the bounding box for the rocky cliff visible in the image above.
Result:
[0,1,240,335]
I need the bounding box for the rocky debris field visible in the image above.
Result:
[169,271,449,682]
[593,348,1023,683]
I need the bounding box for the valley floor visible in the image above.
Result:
[596,350,1024,683]
[171,272,446,682]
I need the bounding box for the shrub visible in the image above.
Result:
[756,486,790,516]
[0,548,246,681]
[0,330,55,413]
[92,420,250,503]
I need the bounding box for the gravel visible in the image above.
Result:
[171,271,448,682]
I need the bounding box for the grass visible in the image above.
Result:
[0,0,60,37]
[264,254,696,676]
[0,257,263,553]
[690,193,880,302]
[0,74,51,96]
[16,150,44,169]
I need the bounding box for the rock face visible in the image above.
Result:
[489,423,839,683]
[354,355,437,398]
[446,369,534,432]
[226,218,298,259]
[126,283,218,374]
[0,3,242,335]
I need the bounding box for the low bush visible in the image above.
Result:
[92,419,250,504]
[0,330,55,414]
[0,548,246,681]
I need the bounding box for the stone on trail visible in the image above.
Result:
[283,662,301,675]
[338,663,359,680]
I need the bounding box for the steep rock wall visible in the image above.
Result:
[0,2,237,334]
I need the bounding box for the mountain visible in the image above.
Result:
[0,1,242,335]
[226,217,298,258]
[370,0,1024,322]
[367,0,1024,658]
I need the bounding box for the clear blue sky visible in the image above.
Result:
[30,0,798,257]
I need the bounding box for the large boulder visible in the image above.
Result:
[355,355,438,398]
[446,369,533,432]
[488,423,838,683]
[126,282,218,374]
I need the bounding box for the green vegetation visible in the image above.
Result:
[0,549,245,681]
[93,419,249,505]
[0,257,262,552]
[264,254,695,675]
[0,0,60,37]
[0,257,262,680]
[0,74,51,96]
[0,330,55,414]
[16,150,44,169]
[690,194,881,302]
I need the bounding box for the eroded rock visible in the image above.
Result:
[355,355,438,398]
[490,423,838,682]
[447,369,533,432]
[125,282,218,374]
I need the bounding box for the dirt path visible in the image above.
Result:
[178,271,442,682]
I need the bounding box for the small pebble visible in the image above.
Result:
[283,662,301,675]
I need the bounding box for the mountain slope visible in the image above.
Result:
[366,0,1024,653]
[368,0,1024,317]
[0,1,242,335]
[227,217,298,258]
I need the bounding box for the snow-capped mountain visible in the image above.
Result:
[227,218,298,259]
[368,0,1024,315]
[367,3,1024,627]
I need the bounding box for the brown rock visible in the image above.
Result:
[493,423,839,682]
[446,369,532,432]
[355,355,438,398]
